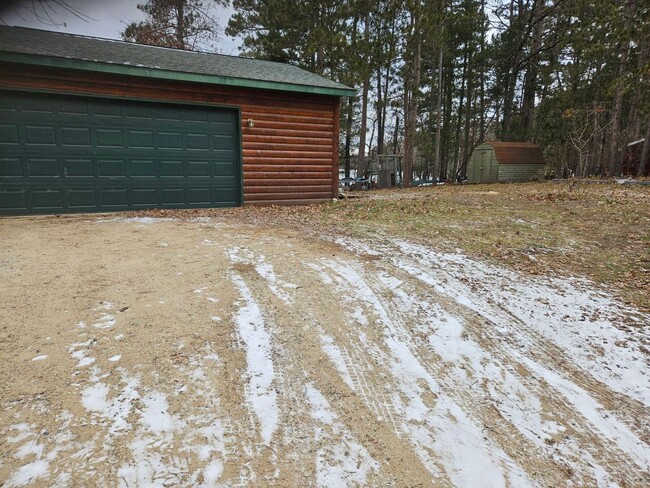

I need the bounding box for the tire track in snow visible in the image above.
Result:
[318,258,537,488]
[227,243,433,486]
[226,245,387,486]
[304,382,381,487]
[369,266,628,487]
[329,236,650,487]
[384,238,649,410]
[230,271,279,447]
[376,240,650,480]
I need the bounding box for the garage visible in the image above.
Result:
[1,90,240,214]
[0,26,355,215]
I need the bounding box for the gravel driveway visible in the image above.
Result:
[1,214,648,487]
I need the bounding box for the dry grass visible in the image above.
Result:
[130,182,650,311]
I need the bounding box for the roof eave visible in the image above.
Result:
[0,52,357,98]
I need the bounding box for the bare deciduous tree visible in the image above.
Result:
[122,0,225,51]
[0,0,93,27]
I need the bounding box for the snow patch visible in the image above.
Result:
[228,247,297,305]
[4,460,50,487]
[140,392,177,434]
[304,383,379,487]
[319,333,354,390]
[92,313,116,329]
[231,271,278,445]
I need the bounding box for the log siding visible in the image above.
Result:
[1,63,340,206]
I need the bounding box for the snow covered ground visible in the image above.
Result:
[0,216,648,487]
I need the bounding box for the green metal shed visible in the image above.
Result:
[467,142,545,183]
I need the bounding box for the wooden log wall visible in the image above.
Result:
[1,63,340,205]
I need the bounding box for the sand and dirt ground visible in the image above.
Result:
[0,212,648,487]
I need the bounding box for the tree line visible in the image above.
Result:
[108,0,649,182]
[226,0,649,183]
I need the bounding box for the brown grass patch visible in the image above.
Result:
[127,182,650,311]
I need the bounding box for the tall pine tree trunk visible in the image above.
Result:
[357,15,370,176]
[442,59,454,178]
[403,6,421,188]
[462,48,473,169]
[479,0,480,143]
[434,47,443,182]
[344,98,353,178]
[522,2,544,140]
[609,0,636,175]
[376,68,384,155]
[453,48,468,178]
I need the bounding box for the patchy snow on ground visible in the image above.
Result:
[230,270,279,446]
[305,382,379,487]
[384,238,650,405]
[319,257,535,487]
[228,247,297,305]
[3,218,648,487]
[322,235,649,486]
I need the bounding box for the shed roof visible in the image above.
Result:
[0,26,356,97]
[484,142,545,165]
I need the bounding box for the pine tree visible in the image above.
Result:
[122,0,225,50]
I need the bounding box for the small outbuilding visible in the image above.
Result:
[467,142,545,184]
[621,138,649,176]
[0,26,354,215]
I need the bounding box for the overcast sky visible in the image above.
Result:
[0,0,242,55]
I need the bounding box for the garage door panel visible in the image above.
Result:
[0,124,19,144]
[1,91,241,215]
[96,129,123,148]
[127,130,154,149]
[159,132,183,150]
[0,189,26,210]
[188,161,210,177]
[132,188,157,205]
[100,189,130,207]
[183,111,209,123]
[1,158,22,177]
[93,104,122,118]
[210,112,236,124]
[68,189,97,208]
[29,159,60,177]
[65,158,94,177]
[98,160,126,177]
[32,189,64,209]
[213,134,236,150]
[25,126,56,145]
[0,96,16,111]
[187,188,212,204]
[214,187,239,203]
[131,160,156,177]
[56,98,90,115]
[19,97,53,113]
[155,106,182,120]
[161,188,185,205]
[214,162,236,176]
[61,127,92,147]
[125,105,153,120]
[160,160,183,177]
[186,133,210,150]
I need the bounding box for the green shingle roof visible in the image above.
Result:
[0,26,355,97]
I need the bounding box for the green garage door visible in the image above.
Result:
[0,90,241,215]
